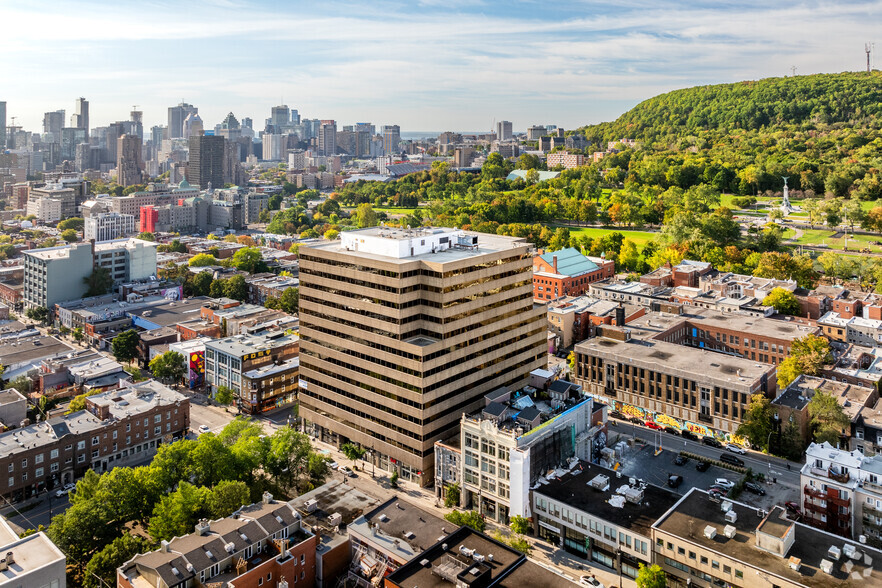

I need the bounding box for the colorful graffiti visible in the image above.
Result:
[618,403,647,420]
[189,351,205,388]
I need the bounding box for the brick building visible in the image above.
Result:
[533,248,615,302]
[640,259,712,288]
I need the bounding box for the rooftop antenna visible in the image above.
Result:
[867,42,873,73]
[790,65,797,77]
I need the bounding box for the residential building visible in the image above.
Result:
[453,146,476,168]
[116,134,143,187]
[533,248,615,302]
[84,212,136,242]
[546,151,585,169]
[382,124,401,155]
[547,295,644,350]
[204,330,299,413]
[497,120,513,141]
[533,461,678,579]
[187,134,225,190]
[26,197,62,223]
[0,388,27,430]
[433,434,460,505]
[298,227,546,486]
[0,514,66,588]
[118,492,315,588]
[575,328,776,439]
[318,120,336,156]
[28,184,76,218]
[246,273,299,305]
[642,260,712,288]
[653,488,882,588]
[457,384,606,523]
[0,380,188,500]
[820,312,882,347]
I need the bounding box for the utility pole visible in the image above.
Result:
[867,42,873,73]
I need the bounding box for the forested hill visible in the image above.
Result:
[580,71,882,144]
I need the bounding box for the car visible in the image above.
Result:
[644,421,661,430]
[719,453,745,467]
[744,482,766,495]
[707,487,726,497]
[328,461,339,470]
[702,436,723,448]
[55,483,75,498]
[610,410,627,421]
[726,443,748,455]
[629,417,643,425]
[709,485,730,495]
[668,474,684,488]
[785,501,802,515]
[664,426,680,436]
[580,575,604,588]
[198,425,210,434]
[696,460,711,472]
[714,478,735,489]
[339,466,356,478]
[681,430,699,441]
[674,455,689,466]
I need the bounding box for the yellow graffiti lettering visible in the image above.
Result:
[655,413,682,429]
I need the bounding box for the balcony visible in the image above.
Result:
[804,485,825,499]
[804,499,826,514]
[864,480,882,495]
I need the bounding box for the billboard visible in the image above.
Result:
[189,351,205,388]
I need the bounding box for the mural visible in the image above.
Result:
[611,400,744,442]
[189,351,205,388]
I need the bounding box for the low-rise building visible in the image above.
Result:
[533,248,615,302]
[820,312,882,347]
[547,296,644,350]
[0,514,66,588]
[546,151,585,169]
[0,389,26,430]
[84,212,136,242]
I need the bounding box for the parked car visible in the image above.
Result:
[714,478,735,489]
[580,575,604,588]
[681,430,699,441]
[339,466,356,478]
[629,417,643,425]
[198,424,210,434]
[702,436,723,448]
[644,421,661,430]
[719,453,745,467]
[55,483,75,498]
[709,485,730,494]
[664,426,680,436]
[668,474,684,488]
[674,455,689,466]
[328,461,339,470]
[610,410,627,421]
[708,487,726,497]
[696,460,711,472]
[785,501,802,515]
[745,482,766,495]
[726,443,748,455]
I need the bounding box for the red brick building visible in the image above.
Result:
[640,259,712,288]
[533,248,615,302]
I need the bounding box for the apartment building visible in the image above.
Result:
[298,227,546,487]
[819,312,882,347]
[547,296,644,350]
[118,492,316,588]
[533,461,678,580]
[0,514,66,588]
[83,212,135,242]
[204,330,299,414]
[545,151,585,169]
[26,197,62,223]
[653,488,882,588]
[0,380,188,501]
[533,248,615,302]
[575,329,776,439]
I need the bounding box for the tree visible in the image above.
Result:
[84,535,150,588]
[444,483,460,508]
[808,390,850,446]
[444,510,485,532]
[340,443,366,468]
[83,266,114,297]
[206,480,251,519]
[777,334,832,388]
[762,287,800,315]
[189,271,214,296]
[215,385,235,406]
[278,286,299,314]
[390,470,399,488]
[189,253,219,267]
[149,351,186,385]
[112,329,140,364]
[66,394,87,414]
[47,499,116,571]
[58,217,85,232]
[137,232,155,241]
[231,247,266,273]
[354,203,378,228]
[61,228,79,242]
[635,563,666,588]
[25,306,49,324]
[777,357,803,389]
[510,515,530,535]
[148,482,210,542]
[9,375,32,394]
[224,274,248,301]
[264,428,313,489]
[324,229,340,240]
[73,326,84,342]
[736,395,776,451]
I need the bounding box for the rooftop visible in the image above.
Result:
[86,380,187,419]
[0,517,65,586]
[205,331,298,358]
[537,248,599,277]
[0,322,73,371]
[290,480,380,553]
[653,489,882,588]
[464,382,587,436]
[533,460,680,538]
[774,375,876,421]
[127,297,208,328]
[349,498,448,563]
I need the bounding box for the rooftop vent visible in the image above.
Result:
[379,514,389,522]
[721,500,733,513]
[404,531,415,540]
[225,542,235,554]
[827,545,841,560]
[723,525,737,539]
[820,559,834,574]
[789,556,801,572]
[704,526,717,540]
[725,510,738,524]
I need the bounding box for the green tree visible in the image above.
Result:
[58,217,85,232]
[278,286,299,314]
[324,229,340,240]
[444,510,485,532]
[617,238,642,272]
[137,232,155,241]
[224,274,248,301]
[777,334,832,388]
[205,480,251,519]
[209,278,227,298]
[83,266,114,296]
[47,500,116,572]
[510,515,530,535]
[762,287,800,315]
[231,246,266,273]
[215,385,235,406]
[390,470,399,488]
[264,428,313,489]
[73,326,84,342]
[340,443,366,468]
[635,563,666,588]
[66,394,87,415]
[148,482,210,542]
[354,203,378,228]
[189,253,219,267]
[149,351,186,385]
[776,356,803,390]
[808,390,851,446]
[112,329,140,364]
[84,535,150,588]
[444,483,460,508]
[25,306,49,324]
[189,271,214,296]
[61,228,79,242]
[736,395,776,451]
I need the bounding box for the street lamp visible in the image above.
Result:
[615,548,623,588]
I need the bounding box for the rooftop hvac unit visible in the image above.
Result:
[725,510,738,524]
[704,526,717,540]
[820,559,834,574]
[459,546,475,558]
[720,500,733,513]
[589,474,610,491]
[843,544,859,559]
[328,513,342,527]
[789,556,801,572]
[723,525,737,539]
[827,545,841,560]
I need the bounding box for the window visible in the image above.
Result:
[712,560,720,569]
[701,556,708,565]
[6,464,11,473]
[6,477,12,487]
[20,459,26,468]
[35,454,43,464]
[92,435,99,445]
[77,440,85,450]
[154,414,162,424]
[50,449,58,459]
[50,463,58,473]
[92,450,99,458]
[735,570,743,579]
[35,467,43,477]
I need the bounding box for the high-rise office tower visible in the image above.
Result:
[0,101,6,149]
[318,120,336,156]
[71,97,89,139]
[271,105,289,129]
[382,124,401,155]
[60,127,87,160]
[355,122,375,136]
[290,109,300,125]
[298,227,547,486]
[188,135,225,190]
[497,120,513,141]
[129,109,144,142]
[117,134,143,187]
[168,102,197,139]
[242,117,253,130]
[151,125,166,145]
[183,112,203,139]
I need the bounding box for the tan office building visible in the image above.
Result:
[298,227,546,486]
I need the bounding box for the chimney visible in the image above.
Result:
[160,540,169,553]
[553,255,558,273]
[195,519,210,535]
[615,304,625,327]
[262,491,273,505]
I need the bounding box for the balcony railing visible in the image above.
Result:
[864,480,882,495]
[804,485,825,499]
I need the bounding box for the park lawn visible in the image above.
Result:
[373,207,419,215]
[552,225,657,247]
[780,227,797,239]
[792,229,882,253]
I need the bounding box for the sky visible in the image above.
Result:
[2,0,881,134]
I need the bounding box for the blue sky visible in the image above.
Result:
[2,0,881,133]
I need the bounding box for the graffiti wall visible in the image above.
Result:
[610,399,745,445]
[189,351,205,389]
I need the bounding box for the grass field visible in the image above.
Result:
[550,225,657,246]
[791,229,882,253]
[373,207,419,215]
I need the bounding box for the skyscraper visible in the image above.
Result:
[382,124,401,155]
[71,97,89,139]
[318,120,336,156]
[168,102,197,139]
[117,134,143,187]
[0,101,6,149]
[188,135,225,190]
[271,105,289,129]
[497,120,513,141]
[298,227,546,486]
[43,110,65,135]
[130,109,144,142]
[150,125,166,145]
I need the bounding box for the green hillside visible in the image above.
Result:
[581,71,882,143]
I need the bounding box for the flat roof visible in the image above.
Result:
[774,375,875,419]
[533,461,680,538]
[0,323,74,369]
[653,489,882,587]
[350,498,448,562]
[689,313,815,341]
[127,297,208,327]
[87,379,187,419]
[205,331,298,358]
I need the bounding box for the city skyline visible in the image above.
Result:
[3,0,881,133]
